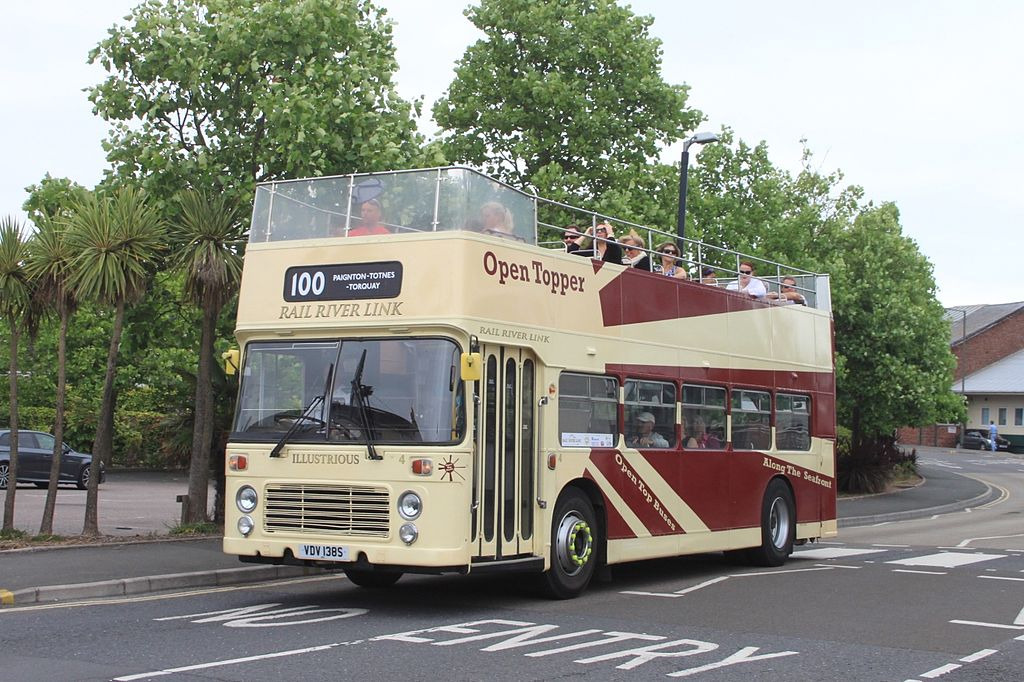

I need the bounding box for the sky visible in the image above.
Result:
[2,1,1021,307]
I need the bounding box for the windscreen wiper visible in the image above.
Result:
[351,349,382,460]
[270,363,333,458]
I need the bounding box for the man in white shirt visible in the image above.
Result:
[727,261,767,299]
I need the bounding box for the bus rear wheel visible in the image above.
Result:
[343,568,402,588]
[746,479,795,567]
[541,488,598,599]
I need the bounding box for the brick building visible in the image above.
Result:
[898,302,1024,451]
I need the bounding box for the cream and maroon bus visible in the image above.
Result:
[223,166,836,598]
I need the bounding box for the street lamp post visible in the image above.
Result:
[676,132,719,247]
[952,308,968,447]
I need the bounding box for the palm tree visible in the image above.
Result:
[170,190,243,524]
[25,213,78,535]
[0,216,32,532]
[67,188,165,535]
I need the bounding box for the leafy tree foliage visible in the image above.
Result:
[434,0,701,202]
[88,0,426,204]
[686,130,862,270]
[829,203,963,452]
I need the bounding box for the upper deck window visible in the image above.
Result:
[250,168,536,245]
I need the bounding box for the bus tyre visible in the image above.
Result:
[343,568,402,588]
[542,488,598,599]
[747,479,795,567]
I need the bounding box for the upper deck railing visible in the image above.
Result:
[251,166,830,312]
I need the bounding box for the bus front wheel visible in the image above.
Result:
[746,479,795,567]
[541,488,598,599]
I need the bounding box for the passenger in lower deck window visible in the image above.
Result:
[628,411,669,448]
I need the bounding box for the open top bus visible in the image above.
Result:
[224,166,836,598]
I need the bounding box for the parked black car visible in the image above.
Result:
[960,429,1011,451]
[0,430,105,490]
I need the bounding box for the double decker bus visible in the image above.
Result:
[223,166,836,598]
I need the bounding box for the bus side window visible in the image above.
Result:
[776,393,811,451]
[558,373,618,447]
[682,384,726,449]
[624,379,675,448]
[731,389,772,450]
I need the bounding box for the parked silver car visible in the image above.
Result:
[0,430,105,490]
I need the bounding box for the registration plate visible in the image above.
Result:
[296,544,350,561]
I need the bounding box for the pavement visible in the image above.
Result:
[0,446,1004,607]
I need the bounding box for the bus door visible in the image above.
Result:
[475,345,538,560]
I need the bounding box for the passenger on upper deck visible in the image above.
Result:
[563,225,584,253]
[348,199,390,237]
[622,234,651,271]
[573,223,623,264]
[767,276,806,305]
[701,267,718,286]
[653,242,688,279]
[479,202,519,239]
[727,261,767,299]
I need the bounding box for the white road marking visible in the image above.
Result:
[980,576,1024,582]
[892,569,947,575]
[872,543,910,548]
[1016,603,1024,626]
[887,552,1005,568]
[113,641,359,681]
[921,663,961,678]
[620,565,858,598]
[927,462,962,469]
[959,649,997,663]
[793,547,886,560]
[955,532,1024,548]
[674,576,730,595]
[950,620,1024,630]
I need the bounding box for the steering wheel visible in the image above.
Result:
[273,413,326,428]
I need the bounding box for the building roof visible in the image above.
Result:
[946,302,1024,345]
[954,348,1024,394]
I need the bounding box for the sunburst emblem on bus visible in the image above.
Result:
[440,455,466,482]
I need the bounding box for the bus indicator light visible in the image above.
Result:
[229,454,248,471]
[411,458,433,476]
[547,453,557,470]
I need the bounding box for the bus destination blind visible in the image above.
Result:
[283,261,403,302]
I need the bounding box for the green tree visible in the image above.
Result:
[24,213,79,535]
[88,0,425,205]
[434,0,701,202]
[829,203,961,453]
[170,190,244,523]
[66,188,166,535]
[0,217,33,531]
[686,130,862,270]
[23,175,88,223]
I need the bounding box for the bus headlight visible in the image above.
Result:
[399,523,419,545]
[236,485,258,513]
[237,515,254,537]
[397,491,422,520]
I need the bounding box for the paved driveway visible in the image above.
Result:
[4,471,214,537]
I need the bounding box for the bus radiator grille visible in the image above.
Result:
[263,483,391,538]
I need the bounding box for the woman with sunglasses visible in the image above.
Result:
[654,242,688,279]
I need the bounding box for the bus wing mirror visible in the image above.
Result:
[460,352,482,381]
[222,349,240,376]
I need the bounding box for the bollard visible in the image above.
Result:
[176,494,190,525]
